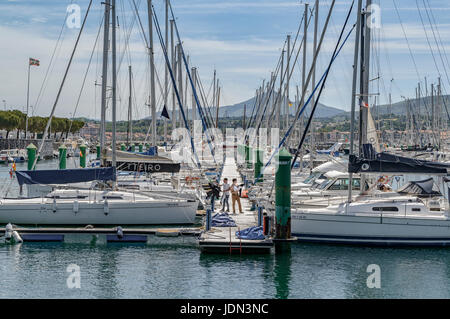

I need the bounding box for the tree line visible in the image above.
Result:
[0,110,85,140]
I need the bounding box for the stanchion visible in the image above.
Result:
[206,209,212,231]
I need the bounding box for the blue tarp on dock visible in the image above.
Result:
[211,212,236,227]
[235,226,265,240]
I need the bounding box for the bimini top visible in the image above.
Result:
[16,167,116,186]
[397,178,442,197]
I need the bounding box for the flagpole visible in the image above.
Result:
[25,60,30,139]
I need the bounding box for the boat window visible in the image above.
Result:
[352,179,361,191]
[318,180,332,190]
[303,172,320,184]
[328,179,349,191]
[103,196,123,200]
[46,195,87,199]
[372,207,399,212]
[412,208,421,212]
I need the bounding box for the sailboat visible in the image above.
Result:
[291,148,450,245]
[290,0,450,246]
[0,0,199,226]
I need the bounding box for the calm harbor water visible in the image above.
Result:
[1,159,450,298]
[2,241,450,298]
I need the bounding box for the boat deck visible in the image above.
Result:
[198,156,273,254]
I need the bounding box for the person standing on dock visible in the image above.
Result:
[231,178,243,214]
[221,178,231,212]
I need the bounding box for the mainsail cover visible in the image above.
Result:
[104,150,180,173]
[349,144,450,175]
[16,167,116,186]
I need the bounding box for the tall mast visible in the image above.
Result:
[286,35,291,130]
[358,0,371,192]
[164,0,169,145]
[147,0,157,146]
[191,67,196,135]
[417,81,422,144]
[432,82,435,145]
[310,0,319,171]
[127,65,132,145]
[170,19,176,132]
[438,77,442,149]
[177,44,183,129]
[215,79,220,128]
[243,104,246,130]
[266,73,274,135]
[111,0,117,167]
[300,3,308,159]
[100,0,110,157]
[212,70,216,125]
[25,63,31,139]
[184,55,190,124]
[347,0,363,203]
[277,48,284,134]
[389,92,393,143]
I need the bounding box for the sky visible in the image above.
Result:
[1,0,450,121]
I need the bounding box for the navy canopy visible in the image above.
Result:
[349,144,450,175]
[16,167,116,186]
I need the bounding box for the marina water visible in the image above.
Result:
[1,159,450,298]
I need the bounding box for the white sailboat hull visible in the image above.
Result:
[0,199,198,225]
[292,209,450,246]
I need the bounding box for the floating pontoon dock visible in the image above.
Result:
[0,226,201,244]
[198,156,273,254]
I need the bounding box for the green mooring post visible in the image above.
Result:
[254,148,264,183]
[275,148,292,239]
[131,144,136,152]
[121,143,126,151]
[145,143,150,151]
[139,143,143,153]
[59,144,67,169]
[27,143,37,171]
[245,145,252,169]
[96,144,101,160]
[79,144,87,168]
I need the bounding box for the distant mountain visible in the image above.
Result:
[372,95,450,116]
[144,94,450,122]
[216,96,347,118]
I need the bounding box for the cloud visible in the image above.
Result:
[31,17,48,23]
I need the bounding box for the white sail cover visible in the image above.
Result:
[367,108,381,152]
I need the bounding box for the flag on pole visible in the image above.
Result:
[360,100,369,108]
[161,105,170,120]
[29,58,40,66]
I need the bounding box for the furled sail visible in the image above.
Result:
[349,144,450,175]
[367,108,380,152]
[16,167,116,186]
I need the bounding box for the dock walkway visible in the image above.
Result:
[198,156,273,254]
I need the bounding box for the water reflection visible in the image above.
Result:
[3,238,450,298]
[273,245,292,299]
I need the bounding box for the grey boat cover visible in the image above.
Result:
[397,178,442,197]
